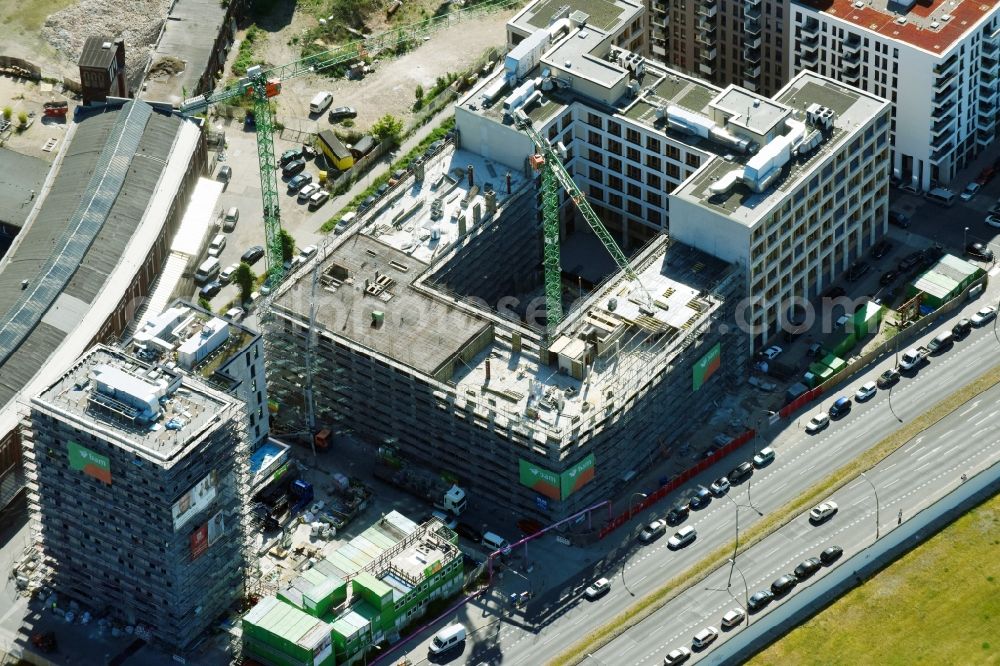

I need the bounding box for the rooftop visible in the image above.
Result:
[0,148,50,231]
[796,0,1000,53]
[33,345,236,463]
[510,0,640,34]
[78,36,119,69]
[244,596,331,651]
[140,0,231,106]
[674,71,888,225]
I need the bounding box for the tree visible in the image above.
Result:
[198,297,213,311]
[235,262,255,304]
[279,229,295,263]
[371,113,404,147]
[17,111,28,128]
[2,107,11,120]
[414,84,424,101]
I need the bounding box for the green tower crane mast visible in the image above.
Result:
[514,111,652,333]
[178,0,522,286]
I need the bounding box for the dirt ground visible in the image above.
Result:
[0,0,76,77]
[222,3,515,136]
[0,76,74,160]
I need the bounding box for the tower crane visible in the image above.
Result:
[178,0,521,287]
[513,111,654,334]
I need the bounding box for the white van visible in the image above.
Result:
[481,531,510,554]
[334,211,357,235]
[924,187,956,206]
[208,233,227,257]
[309,91,334,114]
[194,257,221,284]
[428,624,466,655]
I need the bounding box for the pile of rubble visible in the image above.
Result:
[40,0,171,81]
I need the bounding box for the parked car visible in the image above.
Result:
[820,545,844,564]
[966,242,994,262]
[297,182,321,202]
[287,173,313,193]
[224,306,245,321]
[753,447,775,467]
[971,305,997,326]
[709,476,730,496]
[282,159,306,177]
[888,210,910,228]
[728,462,754,484]
[328,106,357,122]
[976,165,996,185]
[358,194,377,212]
[689,485,713,509]
[771,574,798,596]
[822,285,847,299]
[847,261,870,282]
[663,647,692,665]
[308,189,330,210]
[805,412,830,433]
[217,165,232,184]
[828,396,852,419]
[667,525,697,549]
[855,382,877,402]
[241,245,266,265]
[691,626,719,649]
[761,345,783,360]
[639,519,668,543]
[666,504,690,525]
[879,270,898,286]
[953,318,972,338]
[987,214,1000,229]
[989,196,1000,216]
[897,251,924,271]
[198,280,222,299]
[876,368,900,388]
[807,342,824,357]
[794,557,823,580]
[456,522,483,543]
[376,182,390,197]
[280,147,305,166]
[747,590,774,612]
[721,608,746,629]
[219,263,238,285]
[809,500,839,524]
[871,240,892,259]
[960,182,982,201]
[584,577,611,600]
[223,206,239,231]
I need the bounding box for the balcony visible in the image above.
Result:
[744,46,761,63]
[799,20,820,36]
[698,2,718,19]
[933,82,957,105]
[930,140,954,163]
[978,108,997,131]
[934,99,957,121]
[745,17,761,35]
[931,115,956,137]
[799,49,819,66]
[700,62,715,76]
[745,33,761,49]
[842,50,861,65]
[696,31,717,47]
[701,46,718,61]
[933,54,959,77]
[745,63,762,78]
[977,128,995,146]
[744,4,761,21]
[697,19,716,35]
[843,38,862,53]
[984,38,999,55]
[981,84,999,104]
[743,78,758,91]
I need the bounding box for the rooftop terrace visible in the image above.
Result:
[797,0,1000,53]
[510,0,639,34]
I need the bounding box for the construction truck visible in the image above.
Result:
[374,445,467,516]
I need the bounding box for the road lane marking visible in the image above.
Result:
[915,446,941,462]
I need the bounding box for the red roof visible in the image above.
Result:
[799,0,1000,52]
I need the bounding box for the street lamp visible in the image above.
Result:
[725,494,762,588]
[621,492,647,596]
[860,471,880,540]
[728,558,751,626]
[887,380,903,423]
[964,226,969,249]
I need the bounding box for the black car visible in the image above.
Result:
[847,261,870,282]
[456,522,483,543]
[689,485,712,509]
[217,165,232,184]
[820,545,843,565]
[897,251,924,272]
[666,504,690,525]
[199,280,222,299]
[376,183,390,197]
[328,106,357,122]
[888,210,910,228]
[241,245,266,265]
[966,242,994,262]
[358,195,377,212]
[822,285,847,299]
[876,368,900,388]
[282,159,306,177]
[728,461,754,484]
[280,147,304,166]
[771,574,798,596]
[871,240,892,259]
[953,318,972,338]
[747,590,774,612]
[793,557,822,580]
[879,270,898,286]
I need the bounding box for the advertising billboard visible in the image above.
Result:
[560,453,596,499]
[692,342,721,391]
[172,471,218,530]
[68,441,111,484]
[190,510,225,561]
[518,459,561,500]
[519,454,597,500]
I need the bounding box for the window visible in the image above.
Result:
[608,120,622,135]
[666,145,680,161]
[685,154,701,168]
[588,149,603,165]
[628,200,642,216]
[646,155,662,170]
[626,128,641,145]
[628,183,641,198]
[666,163,681,180]
[588,131,601,146]
[626,164,642,181]
[607,139,623,155]
[627,146,641,162]
[646,136,661,152]
[609,175,623,191]
[608,157,622,172]
[646,191,662,207]
[645,173,661,189]
[589,166,604,183]
[587,112,603,129]
[589,185,604,201]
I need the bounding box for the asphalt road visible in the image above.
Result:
[394,279,1000,665]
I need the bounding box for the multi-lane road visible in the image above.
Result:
[395,273,1000,665]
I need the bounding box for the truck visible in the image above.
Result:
[899,346,930,371]
[375,445,467,516]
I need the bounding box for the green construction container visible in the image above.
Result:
[832,333,856,358]
[242,596,335,666]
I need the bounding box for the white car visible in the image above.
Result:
[667,525,697,549]
[805,412,830,433]
[297,183,321,202]
[762,345,783,360]
[721,607,746,628]
[809,500,839,523]
[709,476,730,495]
[224,307,245,321]
[219,263,239,285]
[639,519,668,543]
[971,306,997,327]
[753,447,775,467]
[692,626,719,649]
[855,381,877,402]
[836,314,850,328]
[960,182,982,201]
[299,244,318,259]
[584,577,611,600]
[663,647,692,665]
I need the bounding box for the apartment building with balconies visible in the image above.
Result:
[647,0,790,97]
[790,0,1000,191]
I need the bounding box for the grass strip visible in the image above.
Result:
[550,360,1000,666]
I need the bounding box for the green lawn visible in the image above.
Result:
[750,491,1000,665]
[0,0,75,32]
